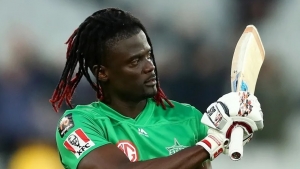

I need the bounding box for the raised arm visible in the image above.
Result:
[78,143,209,169]
[77,125,228,169]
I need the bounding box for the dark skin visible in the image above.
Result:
[95,30,157,118]
[79,30,212,169]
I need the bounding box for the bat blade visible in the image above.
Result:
[229,25,265,161]
[231,25,265,94]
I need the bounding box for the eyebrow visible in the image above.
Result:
[129,47,151,59]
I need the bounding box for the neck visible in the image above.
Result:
[103,97,147,119]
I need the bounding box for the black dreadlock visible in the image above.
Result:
[50,8,174,112]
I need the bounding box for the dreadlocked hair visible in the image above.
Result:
[50,8,174,112]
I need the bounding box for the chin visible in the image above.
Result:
[144,86,158,98]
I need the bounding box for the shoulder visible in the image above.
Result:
[59,102,106,120]
[56,102,112,169]
[56,102,107,138]
[170,100,200,110]
[152,99,204,120]
[170,100,203,115]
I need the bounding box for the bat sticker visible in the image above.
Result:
[240,81,248,91]
[232,72,249,92]
[238,92,253,117]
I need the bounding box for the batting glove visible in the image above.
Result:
[201,91,264,148]
[196,128,229,160]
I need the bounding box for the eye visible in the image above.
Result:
[130,58,140,66]
[146,51,152,60]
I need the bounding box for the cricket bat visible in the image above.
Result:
[229,25,265,160]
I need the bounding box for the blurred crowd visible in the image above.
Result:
[0,0,299,168]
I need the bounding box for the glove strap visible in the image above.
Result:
[196,134,225,160]
[225,121,253,139]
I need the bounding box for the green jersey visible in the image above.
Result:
[56,99,208,169]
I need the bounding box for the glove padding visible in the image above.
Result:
[218,91,264,131]
[196,128,229,160]
[201,91,264,146]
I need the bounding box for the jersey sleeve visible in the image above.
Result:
[192,107,208,141]
[56,111,110,169]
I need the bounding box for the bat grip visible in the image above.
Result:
[229,126,244,161]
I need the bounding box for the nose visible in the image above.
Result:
[143,58,155,74]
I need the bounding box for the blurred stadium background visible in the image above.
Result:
[0,0,299,168]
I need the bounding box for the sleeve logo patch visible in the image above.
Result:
[63,128,95,158]
[116,140,139,162]
[58,114,74,137]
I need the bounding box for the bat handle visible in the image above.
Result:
[228,126,244,161]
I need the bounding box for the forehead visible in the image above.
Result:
[105,30,151,61]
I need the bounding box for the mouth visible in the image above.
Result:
[144,75,157,86]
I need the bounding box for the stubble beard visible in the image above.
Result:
[143,85,158,99]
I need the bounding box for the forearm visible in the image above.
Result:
[124,146,209,169]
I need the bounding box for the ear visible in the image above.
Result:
[93,65,108,82]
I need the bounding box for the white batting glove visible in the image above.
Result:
[201,91,264,148]
[218,91,264,132]
[196,128,229,160]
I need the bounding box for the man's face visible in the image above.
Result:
[102,30,157,101]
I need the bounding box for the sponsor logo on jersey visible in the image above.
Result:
[63,128,95,158]
[166,138,188,155]
[58,114,74,137]
[116,141,139,162]
[138,128,148,137]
